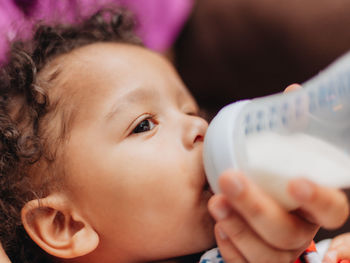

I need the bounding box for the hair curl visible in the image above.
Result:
[0,8,141,263]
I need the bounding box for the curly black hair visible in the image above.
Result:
[0,8,141,263]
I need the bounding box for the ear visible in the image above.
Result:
[21,193,99,259]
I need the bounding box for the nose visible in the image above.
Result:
[183,115,208,149]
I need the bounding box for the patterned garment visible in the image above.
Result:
[294,242,321,263]
[199,248,224,263]
[199,242,321,263]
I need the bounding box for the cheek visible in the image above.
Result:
[70,146,192,225]
[104,139,205,221]
[66,137,215,257]
[105,151,215,255]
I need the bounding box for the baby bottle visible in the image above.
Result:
[203,51,350,210]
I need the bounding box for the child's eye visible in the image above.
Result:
[132,118,156,134]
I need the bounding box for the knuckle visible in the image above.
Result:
[222,217,247,242]
[229,222,246,241]
[276,231,311,250]
[245,199,264,218]
[270,238,293,250]
[270,218,317,250]
[321,194,335,209]
[281,235,300,249]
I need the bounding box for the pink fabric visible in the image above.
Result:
[122,0,194,51]
[0,0,194,63]
[0,1,28,62]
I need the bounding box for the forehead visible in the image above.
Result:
[47,42,191,106]
[38,42,195,133]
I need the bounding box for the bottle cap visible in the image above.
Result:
[203,100,250,193]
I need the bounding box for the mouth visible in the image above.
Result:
[203,180,210,191]
[202,173,214,195]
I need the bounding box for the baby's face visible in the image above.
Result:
[54,43,215,262]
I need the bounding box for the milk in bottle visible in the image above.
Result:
[204,51,350,210]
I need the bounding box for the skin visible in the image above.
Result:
[208,173,349,262]
[323,233,350,262]
[2,45,349,263]
[43,48,350,262]
[0,245,10,263]
[46,43,215,262]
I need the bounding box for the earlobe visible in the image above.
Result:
[21,194,99,259]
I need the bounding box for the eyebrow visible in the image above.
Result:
[105,87,160,120]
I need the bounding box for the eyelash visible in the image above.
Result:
[131,116,157,134]
[129,107,198,135]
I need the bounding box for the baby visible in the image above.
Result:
[0,9,348,263]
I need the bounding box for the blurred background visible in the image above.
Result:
[175,0,350,114]
[1,0,350,241]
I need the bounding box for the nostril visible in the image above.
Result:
[194,134,204,144]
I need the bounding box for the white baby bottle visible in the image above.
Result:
[203,51,350,210]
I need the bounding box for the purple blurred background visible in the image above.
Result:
[0,0,193,62]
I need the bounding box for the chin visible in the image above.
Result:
[195,214,216,251]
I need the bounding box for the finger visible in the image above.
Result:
[0,244,11,263]
[208,194,232,221]
[215,210,302,263]
[322,250,337,263]
[284,83,302,93]
[288,178,349,229]
[326,233,350,260]
[214,225,247,263]
[218,171,318,250]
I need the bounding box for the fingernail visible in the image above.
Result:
[293,180,314,201]
[225,174,244,197]
[210,202,231,220]
[217,226,228,240]
[323,251,337,263]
